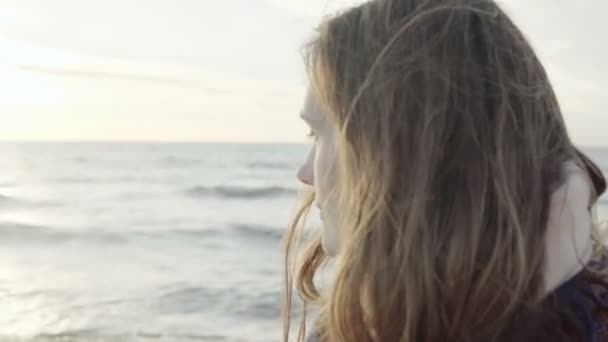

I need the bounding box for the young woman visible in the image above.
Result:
[283,0,608,341]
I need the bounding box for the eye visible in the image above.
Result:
[306,129,317,140]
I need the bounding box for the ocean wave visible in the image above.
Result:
[160,155,207,166]
[153,228,223,240]
[12,331,231,342]
[230,224,283,240]
[0,224,285,244]
[71,156,91,164]
[0,222,73,242]
[45,176,100,184]
[186,185,297,199]
[0,222,127,244]
[153,224,283,242]
[0,220,284,244]
[247,161,291,170]
[0,196,62,210]
[45,176,139,184]
[156,285,282,320]
[0,194,22,207]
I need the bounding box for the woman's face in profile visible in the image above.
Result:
[297,89,341,256]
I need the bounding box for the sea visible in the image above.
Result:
[0,143,607,342]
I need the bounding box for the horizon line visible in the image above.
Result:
[0,140,606,149]
[0,140,309,145]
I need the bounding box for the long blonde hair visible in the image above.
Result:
[284,0,607,341]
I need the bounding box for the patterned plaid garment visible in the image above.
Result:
[582,279,608,341]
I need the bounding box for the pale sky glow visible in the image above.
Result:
[0,0,606,144]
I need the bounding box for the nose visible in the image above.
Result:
[297,147,315,186]
[297,164,314,185]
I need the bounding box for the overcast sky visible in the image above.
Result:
[0,0,606,144]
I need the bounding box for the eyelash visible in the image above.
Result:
[306,129,319,143]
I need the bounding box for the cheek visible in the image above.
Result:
[313,143,327,190]
[313,140,338,199]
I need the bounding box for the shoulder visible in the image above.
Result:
[562,275,608,342]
